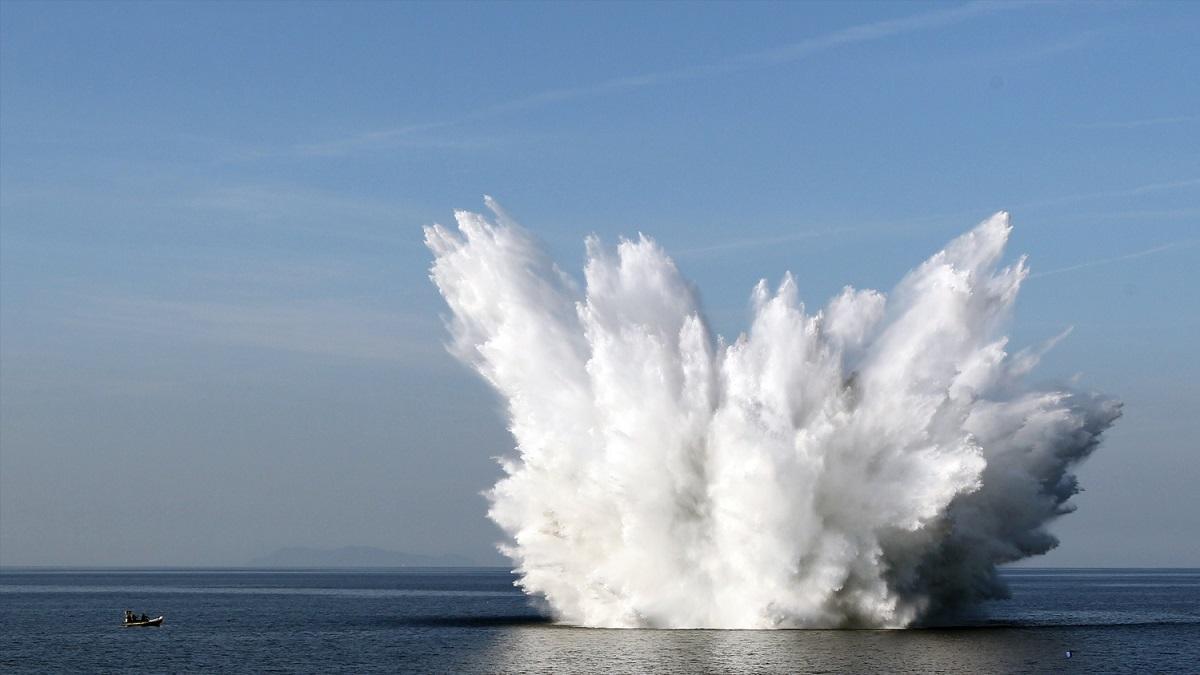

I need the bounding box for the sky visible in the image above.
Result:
[1,1,1197,567]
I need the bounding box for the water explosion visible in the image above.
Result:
[425,200,1120,628]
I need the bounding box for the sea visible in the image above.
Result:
[1,568,1196,673]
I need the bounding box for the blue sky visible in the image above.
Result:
[1,1,1197,566]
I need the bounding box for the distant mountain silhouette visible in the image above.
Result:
[249,546,475,567]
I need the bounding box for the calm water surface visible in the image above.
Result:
[1,568,1196,673]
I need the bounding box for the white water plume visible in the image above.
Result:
[425,200,1121,629]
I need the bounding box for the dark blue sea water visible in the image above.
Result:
[1,568,1196,673]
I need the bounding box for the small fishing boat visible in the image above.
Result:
[123,615,164,627]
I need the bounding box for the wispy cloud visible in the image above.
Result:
[185,258,362,292]
[303,1,1029,156]
[1029,239,1199,279]
[294,132,511,158]
[186,184,418,246]
[900,178,1200,232]
[190,184,403,221]
[858,178,1200,234]
[1017,178,1200,210]
[656,176,1199,260]
[1006,30,1100,64]
[1074,115,1200,130]
[68,295,441,363]
[674,227,853,258]
[1066,207,1200,222]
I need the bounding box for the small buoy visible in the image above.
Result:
[1065,650,1073,659]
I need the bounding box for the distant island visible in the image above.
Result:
[249,546,476,568]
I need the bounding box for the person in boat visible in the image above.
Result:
[124,610,133,623]
[140,613,148,622]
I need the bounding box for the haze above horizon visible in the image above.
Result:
[1,1,1197,567]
